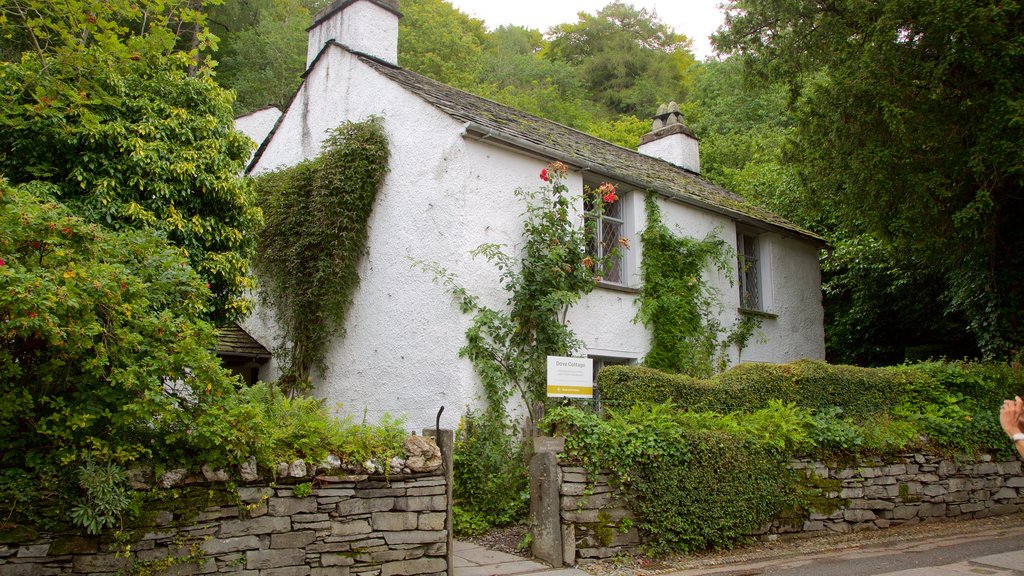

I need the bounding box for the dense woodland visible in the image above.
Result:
[206,0,1024,365]
[1,0,1022,365]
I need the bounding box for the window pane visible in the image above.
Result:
[602,220,623,283]
[738,232,762,310]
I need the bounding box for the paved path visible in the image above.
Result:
[661,524,1024,576]
[454,519,1024,576]
[453,541,589,576]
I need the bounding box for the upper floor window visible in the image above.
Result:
[737,230,762,311]
[584,184,628,286]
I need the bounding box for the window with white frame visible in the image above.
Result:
[584,186,627,285]
[737,230,762,311]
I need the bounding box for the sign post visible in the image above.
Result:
[546,356,593,399]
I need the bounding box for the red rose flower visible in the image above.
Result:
[598,182,618,203]
[540,168,549,182]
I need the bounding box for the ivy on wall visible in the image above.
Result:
[253,118,390,394]
[637,192,757,377]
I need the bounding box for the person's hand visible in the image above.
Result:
[1000,396,1024,437]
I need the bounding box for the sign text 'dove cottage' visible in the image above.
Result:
[546,356,593,398]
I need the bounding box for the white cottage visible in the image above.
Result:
[237,0,826,429]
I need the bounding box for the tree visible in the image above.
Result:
[0,0,260,323]
[398,0,487,89]
[0,181,243,516]
[715,0,1024,358]
[208,0,313,115]
[546,2,694,117]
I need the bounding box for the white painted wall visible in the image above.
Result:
[234,107,282,165]
[243,44,825,430]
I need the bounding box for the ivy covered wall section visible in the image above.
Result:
[253,118,390,393]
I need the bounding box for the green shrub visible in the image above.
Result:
[600,360,1023,456]
[452,411,529,536]
[213,382,408,471]
[599,360,917,417]
[545,403,804,552]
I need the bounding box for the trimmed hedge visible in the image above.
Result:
[598,359,1021,419]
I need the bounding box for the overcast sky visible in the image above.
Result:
[445,0,728,60]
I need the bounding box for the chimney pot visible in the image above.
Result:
[637,102,700,174]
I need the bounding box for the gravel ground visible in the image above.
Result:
[465,513,1024,576]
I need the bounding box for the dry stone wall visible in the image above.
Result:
[779,454,1023,536]
[551,453,1023,563]
[1,433,454,576]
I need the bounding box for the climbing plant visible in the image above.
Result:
[421,162,622,425]
[637,192,757,378]
[418,162,623,533]
[253,118,390,394]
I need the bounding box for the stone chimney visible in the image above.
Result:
[306,0,401,67]
[637,102,700,174]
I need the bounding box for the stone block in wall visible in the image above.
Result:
[991,504,1021,515]
[261,566,311,576]
[361,549,425,563]
[14,545,48,559]
[358,489,407,498]
[946,491,969,504]
[848,499,895,511]
[394,496,445,512]
[561,482,614,497]
[337,497,395,516]
[331,520,372,537]
[418,513,445,531]
[379,557,446,576]
[270,498,319,516]
[998,461,1022,475]
[246,548,306,570]
[863,486,889,499]
[974,463,998,475]
[311,569,348,576]
[937,461,957,475]
[406,486,445,497]
[802,520,825,531]
[858,467,882,479]
[219,516,291,537]
[72,553,132,573]
[272,531,317,549]
[372,512,419,532]
[840,487,863,498]
[959,502,986,514]
[577,547,617,559]
[202,535,261,555]
[381,531,447,546]
[561,492,620,511]
[918,503,946,517]
[891,505,919,520]
[993,488,1019,501]
[321,553,356,566]
[843,509,876,522]
[317,489,357,497]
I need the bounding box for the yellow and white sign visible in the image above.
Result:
[546,356,593,398]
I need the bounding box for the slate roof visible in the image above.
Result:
[350,48,823,243]
[215,324,271,360]
[249,41,822,243]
